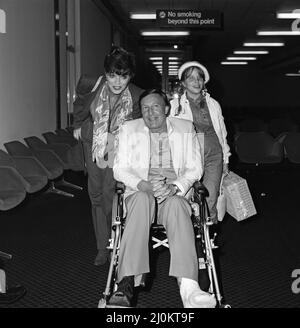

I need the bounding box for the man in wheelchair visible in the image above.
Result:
[108,89,216,308]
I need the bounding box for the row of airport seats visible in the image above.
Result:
[0,153,28,303]
[0,128,85,212]
[233,131,300,166]
[0,156,27,303]
[0,128,84,303]
[233,118,299,138]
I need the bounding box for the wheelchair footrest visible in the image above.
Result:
[98,296,133,309]
[105,304,133,308]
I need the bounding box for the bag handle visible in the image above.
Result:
[219,170,231,195]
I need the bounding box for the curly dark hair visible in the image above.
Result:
[104,46,136,77]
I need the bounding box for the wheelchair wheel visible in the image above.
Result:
[110,194,119,246]
[220,304,231,308]
[98,193,122,308]
[195,237,211,292]
[111,196,122,282]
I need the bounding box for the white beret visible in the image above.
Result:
[178,61,210,83]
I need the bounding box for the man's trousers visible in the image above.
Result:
[117,191,198,286]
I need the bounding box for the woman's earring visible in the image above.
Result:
[202,87,207,97]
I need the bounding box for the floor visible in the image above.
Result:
[1,167,300,308]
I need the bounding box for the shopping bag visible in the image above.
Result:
[216,174,227,222]
[223,171,257,221]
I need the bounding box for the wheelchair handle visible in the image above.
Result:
[193,181,209,197]
[115,181,125,194]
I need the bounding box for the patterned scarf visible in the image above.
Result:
[91,81,133,163]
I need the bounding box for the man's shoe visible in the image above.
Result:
[94,250,109,266]
[179,277,216,308]
[107,276,134,308]
[183,288,216,308]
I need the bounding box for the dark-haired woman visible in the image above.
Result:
[73,47,143,265]
[170,61,230,223]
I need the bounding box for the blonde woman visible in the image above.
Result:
[170,61,231,223]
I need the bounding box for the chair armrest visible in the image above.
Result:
[55,136,78,147]
[12,156,48,177]
[0,166,27,190]
[275,132,288,144]
[270,141,284,158]
[50,143,72,151]
[33,149,64,169]
[0,250,12,260]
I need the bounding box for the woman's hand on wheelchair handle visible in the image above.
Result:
[73,127,81,140]
[223,163,229,175]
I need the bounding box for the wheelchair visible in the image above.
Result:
[98,181,230,308]
[191,181,230,308]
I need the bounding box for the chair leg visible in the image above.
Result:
[46,181,74,198]
[57,178,83,190]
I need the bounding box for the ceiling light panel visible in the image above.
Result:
[234,51,269,54]
[243,42,284,46]
[141,31,190,36]
[221,61,248,65]
[257,31,300,36]
[130,13,156,19]
[227,57,256,60]
[277,13,300,19]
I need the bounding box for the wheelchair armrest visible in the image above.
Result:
[193,181,209,198]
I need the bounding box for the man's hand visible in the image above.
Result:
[137,180,153,193]
[137,177,179,203]
[150,175,166,193]
[154,183,178,204]
[73,127,81,140]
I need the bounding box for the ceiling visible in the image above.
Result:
[99,0,300,77]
